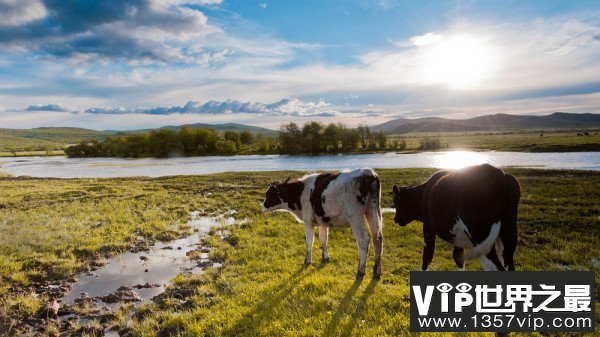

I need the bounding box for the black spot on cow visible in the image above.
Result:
[356,174,380,204]
[263,179,304,210]
[310,172,340,222]
[263,184,282,209]
[278,180,304,211]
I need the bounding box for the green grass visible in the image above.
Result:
[390,131,600,152]
[0,127,110,153]
[0,169,599,336]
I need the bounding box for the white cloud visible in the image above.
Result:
[0,0,47,26]
[408,32,445,47]
[83,98,339,117]
[0,0,219,63]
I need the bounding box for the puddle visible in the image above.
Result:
[63,212,234,303]
[53,211,241,334]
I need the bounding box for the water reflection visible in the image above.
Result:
[433,151,489,169]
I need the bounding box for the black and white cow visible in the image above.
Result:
[261,168,383,279]
[392,164,520,271]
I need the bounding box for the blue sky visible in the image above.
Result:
[0,0,599,130]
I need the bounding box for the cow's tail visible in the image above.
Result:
[362,170,383,277]
[465,221,501,260]
[365,170,383,237]
[501,174,520,236]
[497,173,521,270]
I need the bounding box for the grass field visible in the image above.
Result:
[0,127,111,156]
[390,131,600,152]
[0,169,599,336]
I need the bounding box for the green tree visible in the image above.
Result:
[376,130,387,150]
[148,129,183,158]
[239,130,254,145]
[215,140,237,154]
[323,123,340,152]
[224,131,242,149]
[279,122,303,154]
[301,121,324,154]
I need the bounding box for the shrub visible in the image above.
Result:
[418,137,448,150]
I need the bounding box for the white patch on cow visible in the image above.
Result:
[479,256,499,271]
[450,217,475,249]
[465,221,501,260]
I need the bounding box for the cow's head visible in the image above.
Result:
[261,181,284,212]
[392,185,413,226]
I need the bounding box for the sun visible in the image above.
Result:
[420,35,496,89]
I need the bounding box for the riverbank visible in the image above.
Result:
[1,169,599,335]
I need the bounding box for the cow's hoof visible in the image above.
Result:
[322,256,330,263]
[304,259,312,266]
[355,271,365,280]
[372,271,381,280]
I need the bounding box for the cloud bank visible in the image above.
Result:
[84,98,339,117]
[0,0,218,62]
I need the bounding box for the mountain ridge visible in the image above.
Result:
[372,112,600,134]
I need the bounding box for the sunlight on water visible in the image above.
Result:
[433,151,489,170]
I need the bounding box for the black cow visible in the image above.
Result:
[392,164,520,271]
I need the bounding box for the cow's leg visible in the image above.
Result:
[422,225,436,271]
[485,247,505,271]
[496,237,505,267]
[319,225,330,262]
[479,247,502,271]
[500,226,517,271]
[303,221,315,265]
[350,216,370,279]
[366,209,383,280]
[453,246,465,271]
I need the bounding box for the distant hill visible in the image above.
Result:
[156,122,277,135]
[0,123,277,152]
[0,127,110,142]
[0,127,111,151]
[372,112,600,134]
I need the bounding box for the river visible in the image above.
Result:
[0,151,599,178]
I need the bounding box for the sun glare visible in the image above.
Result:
[434,151,489,170]
[420,35,496,89]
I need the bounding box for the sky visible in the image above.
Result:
[0,0,599,130]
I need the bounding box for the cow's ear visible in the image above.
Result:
[284,176,291,183]
[393,185,400,195]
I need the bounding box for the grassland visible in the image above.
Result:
[0,127,110,154]
[390,130,600,152]
[0,169,599,336]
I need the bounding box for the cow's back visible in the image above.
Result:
[310,169,379,226]
[426,164,507,243]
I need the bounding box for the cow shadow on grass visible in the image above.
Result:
[323,278,378,336]
[224,264,309,335]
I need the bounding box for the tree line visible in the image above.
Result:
[65,122,406,158]
[278,122,404,154]
[65,127,276,158]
